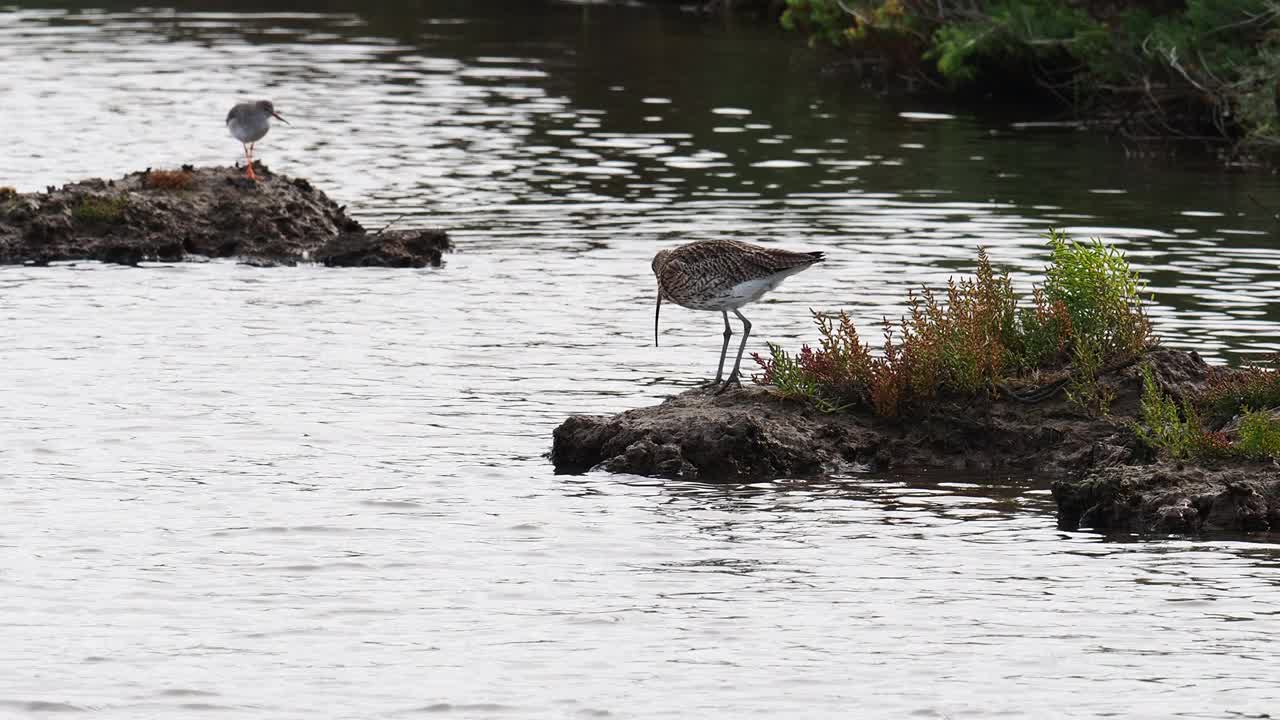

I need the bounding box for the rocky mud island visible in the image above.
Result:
[553,234,1280,536]
[0,165,450,267]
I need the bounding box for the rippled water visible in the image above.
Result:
[3,2,1280,717]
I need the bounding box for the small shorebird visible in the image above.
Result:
[653,239,824,389]
[226,100,288,181]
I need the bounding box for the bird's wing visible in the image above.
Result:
[225,106,239,126]
[737,244,823,274]
[663,242,821,299]
[663,250,737,298]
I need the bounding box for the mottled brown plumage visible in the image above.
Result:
[653,239,824,389]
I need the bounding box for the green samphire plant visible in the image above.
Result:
[1132,358,1280,462]
[71,195,129,225]
[753,230,1153,416]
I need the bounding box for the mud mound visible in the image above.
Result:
[0,165,450,267]
[552,386,879,481]
[1055,462,1280,534]
[552,349,1280,533]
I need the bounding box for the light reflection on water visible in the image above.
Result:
[3,2,1280,717]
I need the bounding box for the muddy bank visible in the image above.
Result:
[1054,462,1280,536]
[552,349,1280,535]
[0,165,450,267]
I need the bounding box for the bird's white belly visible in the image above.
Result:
[228,119,269,144]
[690,273,791,311]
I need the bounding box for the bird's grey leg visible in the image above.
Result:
[719,309,752,392]
[709,309,732,386]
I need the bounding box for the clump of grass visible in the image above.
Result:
[1234,408,1280,460]
[1029,231,1152,413]
[71,195,129,225]
[753,230,1154,417]
[1065,337,1114,416]
[904,247,1021,397]
[1132,365,1205,460]
[0,186,16,199]
[754,248,1023,416]
[756,341,833,410]
[1041,231,1151,362]
[1132,362,1280,462]
[755,313,873,413]
[143,169,194,191]
[1013,285,1071,373]
[1199,359,1280,419]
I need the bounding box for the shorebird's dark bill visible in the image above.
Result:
[654,292,661,347]
[273,112,290,124]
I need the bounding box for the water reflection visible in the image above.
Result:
[4,3,1280,717]
[7,0,1280,361]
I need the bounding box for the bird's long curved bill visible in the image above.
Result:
[654,292,662,347]
[272,112,290,125]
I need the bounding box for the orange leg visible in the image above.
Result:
[244,143,258,181]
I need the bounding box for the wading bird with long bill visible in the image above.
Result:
[652,239,824,391]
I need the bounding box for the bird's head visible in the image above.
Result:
[257,100,289,125]
[651,248,672,279]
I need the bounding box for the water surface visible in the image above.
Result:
[2,2,1279,718]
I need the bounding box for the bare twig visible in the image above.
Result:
[833,0,860,17]
[1161,45,1212,96]
[1207,6,1280,36]
[373,212,414,237]
[1247,194,1280,224]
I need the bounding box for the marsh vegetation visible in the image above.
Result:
[780,0,1280,156]
[753,231,1154,416]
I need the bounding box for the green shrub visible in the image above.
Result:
[1042,230,1152,362]
[781,0,860,47]
[753,231,1153,416]
[927,1,1102,83]
[71,195,129,225]
[780,1,1280,148]
[753,314,873,413]
[1014,286,1070,372]
[1234,408,1280,459]
[1064,337,1114,416]
[1131,364,1280,462]
[1199,360,1280,419]
[1040,230,1153,412]
[757,341,831,408]
[1132,364,1203,459]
